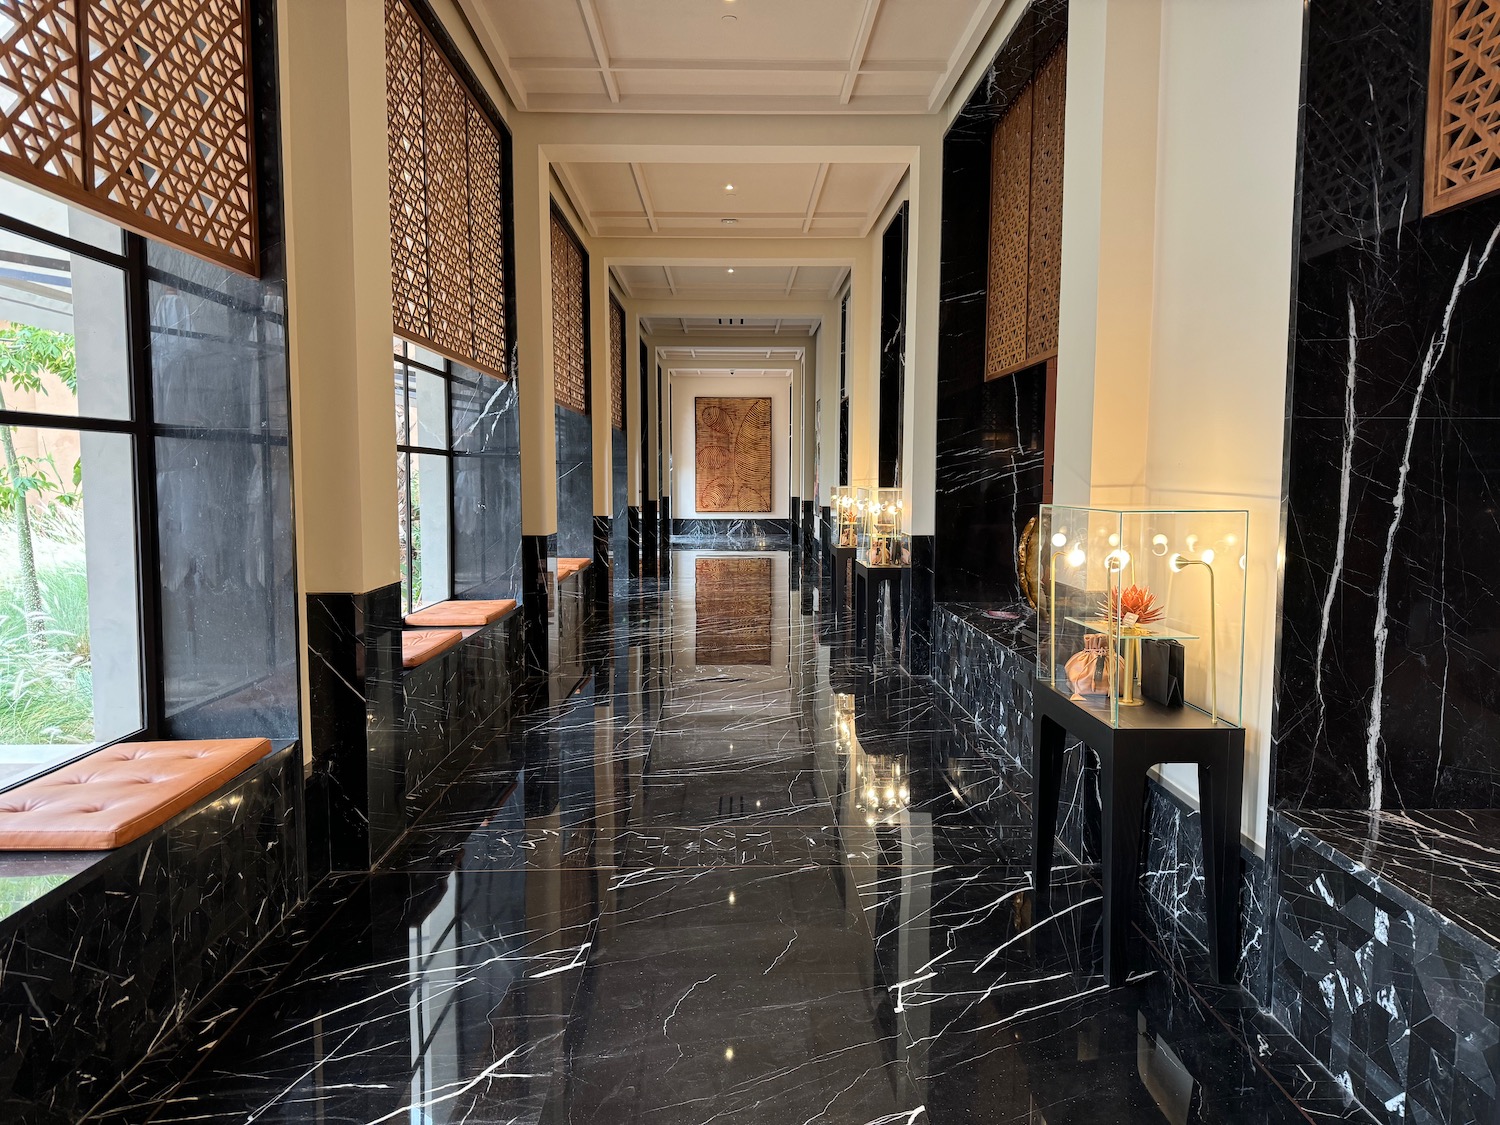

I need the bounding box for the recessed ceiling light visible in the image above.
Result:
[727,268,736,274]
[722,218,738,226]
[724,184,735,192]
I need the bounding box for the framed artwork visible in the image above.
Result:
[694,396,773,513]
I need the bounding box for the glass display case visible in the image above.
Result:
[859,488,907,567]
[829,485,867,549]
[1036,506,1248,727]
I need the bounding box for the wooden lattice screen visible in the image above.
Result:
[0,0,257,274]
[385,0,510,378]
[1426,0,1500,214]
[984,43,1067,380]
[551,211,587,414]
[609,295,625,430]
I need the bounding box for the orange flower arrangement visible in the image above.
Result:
[1098,584,1164,624]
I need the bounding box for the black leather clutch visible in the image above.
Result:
[1141,639,1184,708]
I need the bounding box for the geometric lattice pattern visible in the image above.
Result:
[468,101,508,377]
[387,0,429,341]
[985,40,1067,383]
[1426,0,1500,214]
[985,85,1031,381]
[695,396,772,513]
[0,0,257,274]
[384,0,511,379]
[1026,44,1066,360]
[609,295,625,431]
[551,211,588,414]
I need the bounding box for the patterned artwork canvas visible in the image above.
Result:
[695,557,772,665]
[695,396,773,513]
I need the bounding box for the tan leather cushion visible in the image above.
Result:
[0,738,272,851]
[403,628,464,669]
[556,557,592,580]
[404,598,517,628]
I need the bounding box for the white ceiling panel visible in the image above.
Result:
[461,0,1005,114]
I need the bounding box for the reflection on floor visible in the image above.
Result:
[91,551,1369,1124]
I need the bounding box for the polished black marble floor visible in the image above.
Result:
[90,551,1368,1124]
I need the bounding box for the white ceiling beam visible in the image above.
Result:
[550,164,600,239]
[511,56,946,74]
[840,0,885,105]
[611,266,635,299]
[628,163,659,233]
[930,0,1014,113]
[524,92,930,114]
[801,163,830,234]
[783,267,799,297]
[662,265,678,296]
[575,0,621,103]
[455,0,529,110]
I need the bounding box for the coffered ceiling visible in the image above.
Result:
[616,264,847,300]
[644,316,820,337]
[556,160,905,239]
[457,0,1008,114]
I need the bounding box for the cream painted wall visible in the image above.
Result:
[668,373,793,520]
[1048,0,1302,848]
[1144,0,1302,847]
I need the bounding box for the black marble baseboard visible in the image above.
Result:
[593,514,612,609]
[522,534,549,675]
[0,744,303,1123]
[930,603,1270,1001]
[1271,810,1500,1125]
[670,518,791,544]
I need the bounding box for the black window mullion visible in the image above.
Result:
[125,231,166,738]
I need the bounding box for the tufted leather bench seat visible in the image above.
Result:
[403,598,517,628]
[402,628,464,669]
[0,738,272,850]
[556,557,591,581]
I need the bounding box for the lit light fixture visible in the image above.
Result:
[722,218,738,226]
[727,268,735,274]
[724,183,735,192]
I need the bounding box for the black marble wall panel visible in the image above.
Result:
[932,3,1062,605]
[670,518,791,546]
[879,203,908,488]
[641,498,659,571]
[451,365,522,600]
[593,515,612,609]
[657,496,672,578]
[627,505,642,578]
[305,584,401,876]
[820,505,832,578]
[522,534,549,676]
[611,426,628,576]
[555,406,594,560]
[0,745,302,1123]
[1275,0,1500,810]
[1271,813,1500,1125]
[790,495,800,544]
[904,534,935,676]
[930,605,1269,999]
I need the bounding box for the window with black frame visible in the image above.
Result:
[394,338,453,615]
[0,179,146,789]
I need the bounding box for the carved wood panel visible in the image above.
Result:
[0,0,257,274]
[609,295,625,431]
[552,212,588,414]
[467,102,508,376]
[0,1,82,185]
[420,43,472,358]
[385,0,510,378]
[1427,0,1500,214]
[387,0,430,342]
[985,85,1032,380]
[695,396,773,514]
[1027,44,1066,358]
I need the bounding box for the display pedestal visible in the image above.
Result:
[1031,682,1244,985]
[854,560,904,662]
[831,545,857,618]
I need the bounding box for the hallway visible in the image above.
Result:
[96,553,1351,1124]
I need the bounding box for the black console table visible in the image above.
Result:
[1031,681,1244,985]
[854,560,904,661]
[831,545,857,617]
